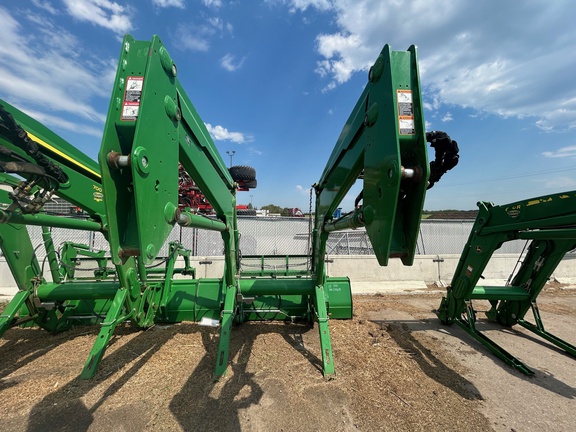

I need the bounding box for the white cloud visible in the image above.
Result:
[0,64,105,123]
[31,0,60,15]
[0,7,110,123]
[220,54,245,72]
[278,0,332,12]
[178,34,210,51]
[62,0,133,35]
[208,17,223,30]
[25,12,80,54]
[314,33,365,90]
[543,176,576,189]
[542,146,576,159]
[248,146,263,156]
[202,0,222,8]
[295,184,310,195]
[441,112,453,123]
[174,17,232,52]
[152,0,186,8]
[285,0,576,131]
[205,123,252,144]
[19,107,103,138]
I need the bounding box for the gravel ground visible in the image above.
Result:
[0,286,575,432]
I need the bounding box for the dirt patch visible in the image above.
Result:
[1,290,575,431]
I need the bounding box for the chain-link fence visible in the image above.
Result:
[13,217,541,262]
[417,220,528,255]
[320,220,528,256]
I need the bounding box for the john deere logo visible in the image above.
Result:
[93,192,103,202]
[475,245,483,253]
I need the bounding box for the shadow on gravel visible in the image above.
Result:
[281,324,323,373]
[4,320,322,432]
[169,328,262,432]
[169,322,319,432]
[19,325,180,432]
[473,321,576,399]
[502,323,576,357]
[0,326,128,385]
[0,329,68,381]
[373,318,484,400]
[401,317,576,400]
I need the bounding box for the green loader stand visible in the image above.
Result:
[0,35,430,380]
[437,193,576,374]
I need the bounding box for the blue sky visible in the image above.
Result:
[1,0,575,211]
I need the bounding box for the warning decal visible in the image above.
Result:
[121,76,144,121]
[397,89,414,135]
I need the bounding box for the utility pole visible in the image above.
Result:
[226,150,235,167]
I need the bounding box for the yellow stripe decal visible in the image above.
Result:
[26,131,101,179]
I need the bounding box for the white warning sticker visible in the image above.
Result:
[399,118,415,134]
[122,104,140,120]
[397,89,415,135]
[121,76,143,121]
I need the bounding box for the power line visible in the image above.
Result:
[429,184,576,201]
[437,167,576,188]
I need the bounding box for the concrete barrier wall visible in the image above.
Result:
[326,254,575,285]
[0,260,16,289]
[2,254,574,291]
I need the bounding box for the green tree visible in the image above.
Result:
[261,204,283,214]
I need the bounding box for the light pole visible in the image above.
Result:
[226,150,235,167]
[250,194,253,207]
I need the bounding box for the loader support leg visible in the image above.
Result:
[517,302,576,357]
[314,285,335,379]
[454,302,534,375]
[0,290,32,337]
[214,284,237,379]
[80,288,129,379]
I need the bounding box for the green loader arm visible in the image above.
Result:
[0,102,108,338]
[0,35,450,383]
[313,45,429,280]
[437,191,576,374]
[97,34,244,378]
[0,100,104,217]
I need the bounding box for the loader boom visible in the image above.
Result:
[0,35,433,380]
[437,191,576,374]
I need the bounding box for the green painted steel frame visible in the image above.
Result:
[312,44,428,280]
[438,191,576,374]
[97,34,242,379]
[0,35,426,382]
[0,100,105,217]
[310,45,429,377]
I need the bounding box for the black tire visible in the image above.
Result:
[229,165,256,182]
[237,209,257,216]
[242,179,258,189]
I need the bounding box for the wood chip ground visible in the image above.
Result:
[1,287,575,431]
